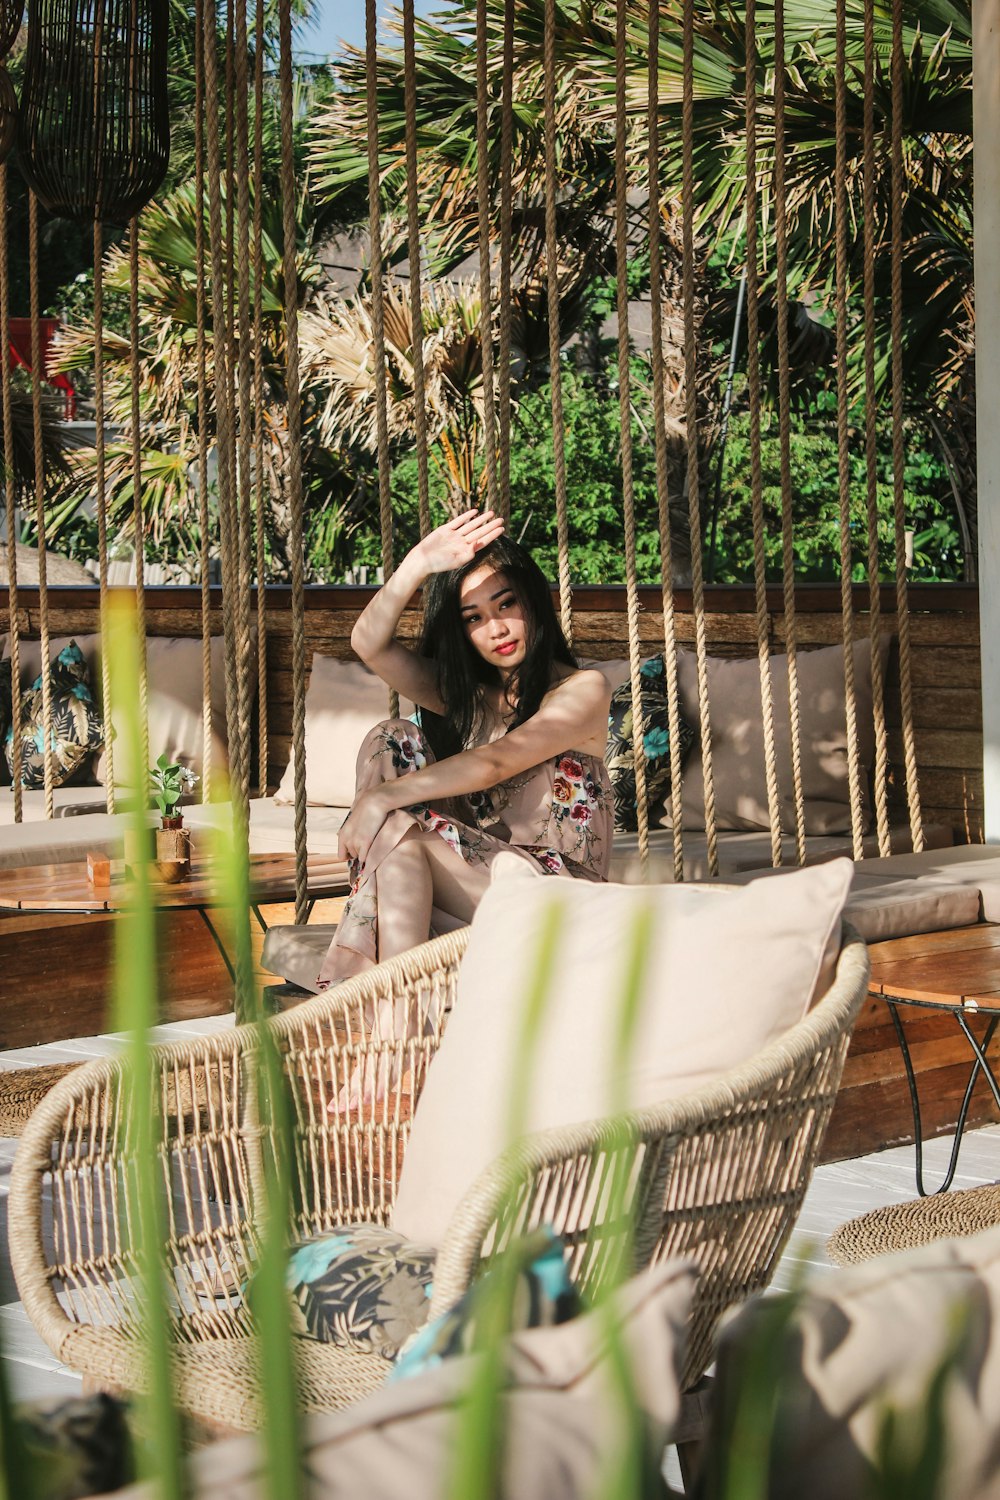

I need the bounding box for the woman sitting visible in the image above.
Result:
[317,509,613,989]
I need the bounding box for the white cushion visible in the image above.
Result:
[274,655,414,809]
[390,854,853,1247]
[109,1262,697,1500]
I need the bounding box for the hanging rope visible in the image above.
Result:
[681,0,718,874]
[194,0,213,802]
[474,0,499,515]
[201,0,244,841]
[128,219,150,777]
[834,0,867,859]
[647,0,684,880]
[27,194,54,819]
[233,0,255,808]
[402,0,431,541]
[253,0,268,793]
[364,0,398,720]
[92,215,116,810]
[772,0,805,865]
[0,165,21,820]
[614,0,650,869]
[279,0,310,920]
[543,0,572,644]
[496,0,515,523]
[861,0,891,856]
[744,0,783,867]
[890,0,923,852]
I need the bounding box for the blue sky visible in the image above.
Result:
[297,0,442,59]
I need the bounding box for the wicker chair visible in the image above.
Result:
[9,924,869,1433]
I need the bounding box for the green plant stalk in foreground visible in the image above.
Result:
[107,596,185,1500]
[209,812,302,1499]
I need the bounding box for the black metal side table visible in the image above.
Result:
[883,990,1000,1196]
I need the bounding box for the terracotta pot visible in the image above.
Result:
[155,819,191,883]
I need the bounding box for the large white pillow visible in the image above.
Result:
[391,854,853,1247]
[274,654,413,808]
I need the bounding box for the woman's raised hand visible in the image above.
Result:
[411,509,505,575]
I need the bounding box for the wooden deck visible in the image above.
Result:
[0,1009,996,1405]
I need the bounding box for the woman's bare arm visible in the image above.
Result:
[350,509,504,711]
[338,669,611,862]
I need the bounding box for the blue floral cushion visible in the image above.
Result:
[283,1224,436,1359]
[4,641,104,789]
[606,654,695,832]
[392,1228,580,1381]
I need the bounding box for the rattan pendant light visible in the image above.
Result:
[0,0,23,165]
[17,0,169,224]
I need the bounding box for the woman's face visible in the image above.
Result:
[458,564,528,677]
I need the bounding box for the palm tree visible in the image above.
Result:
[308,0,975,555]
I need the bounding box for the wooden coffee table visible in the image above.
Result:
[869,924,1000,1195]
[0,851,350,981]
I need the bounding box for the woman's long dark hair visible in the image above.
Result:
[417,534,577,760]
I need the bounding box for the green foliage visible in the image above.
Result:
[336,368,962,586]
[709,396,964,584]
[148,753,199,817]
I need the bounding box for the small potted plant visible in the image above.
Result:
[150,754,199,881]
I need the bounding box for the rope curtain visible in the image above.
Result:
[743,0,783,868]
[92,217,115,809]
[0,166,20,821]
[277,0,310,922]
[401,0,432,541]
[27,194,54,818]
[496,0,515,523]
[253,0,269,794]
[0,0,940,895]
[772,0,806,866]
[833,0,867,861]
[646,0,684,881]
[680,0,719,876]
[861,0,891,856]
[194,0,213,802]
[543,0,573,645]
[890,0,924,852]
[614,0,651,868]
[364,0,399,721]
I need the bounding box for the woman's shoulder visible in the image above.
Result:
[547,664,612,701]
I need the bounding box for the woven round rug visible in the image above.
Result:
[827,1181,1000,1266]
[0,1063,81,1137]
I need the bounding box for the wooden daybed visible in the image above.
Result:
[0,580,990,1160]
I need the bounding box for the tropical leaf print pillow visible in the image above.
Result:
[4,640,104,789]
[606,654,695,832]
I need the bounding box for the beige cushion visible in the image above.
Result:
[95,635,234,787]
[274,655,414,808]
[111,1262,696,1500]
[671,638,888,835]
[711,1221,1000,1500]
[728,865,983,943]
[391,854,852,1247]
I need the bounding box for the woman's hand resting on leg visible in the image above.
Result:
[338,788,392,866]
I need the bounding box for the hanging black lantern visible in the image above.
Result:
[0,65,16,164]
[0,0,24,58]
[17,0,170,225]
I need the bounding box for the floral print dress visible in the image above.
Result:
[316,717,613,988]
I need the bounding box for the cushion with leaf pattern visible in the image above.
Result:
[4,640,104,789]
[605,654,695,833]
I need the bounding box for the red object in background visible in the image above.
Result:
[7,317,76,419]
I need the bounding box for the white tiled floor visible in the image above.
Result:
[0,1019,997,1404]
